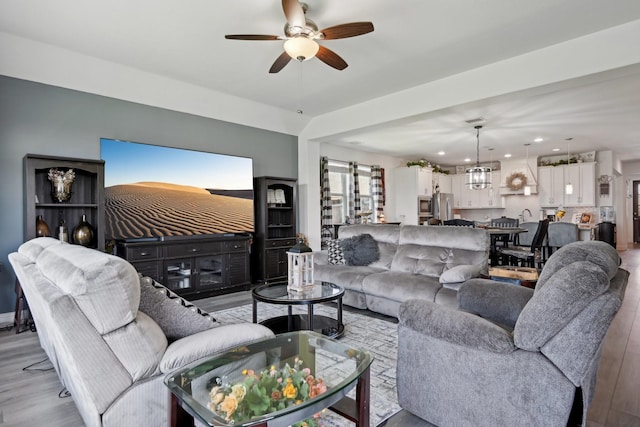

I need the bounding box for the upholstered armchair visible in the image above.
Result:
[396,240,628,427]
[9,237,274,427]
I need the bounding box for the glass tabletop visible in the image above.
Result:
[253,282,344,305]
[164,330,372,427]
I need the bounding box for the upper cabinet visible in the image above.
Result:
[433,172,452,194]
[564,163,596,207]
[538,163,596,207]
[538,166,565,207]
[395,166,433,197]
[451,171,503,209]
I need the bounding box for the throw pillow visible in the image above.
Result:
[439,264,483,284]
[327,239,345,265]
[341,233,380,266]
[138,275,217,342]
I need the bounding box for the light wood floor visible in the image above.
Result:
[0,247,638,426]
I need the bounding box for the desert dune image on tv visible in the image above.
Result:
[101,138,254,240]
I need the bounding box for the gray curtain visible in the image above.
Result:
[320,157,333,248]
[371,165,384,222]
[348,161,361,222]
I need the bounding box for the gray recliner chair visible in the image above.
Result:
[396,240,628,427]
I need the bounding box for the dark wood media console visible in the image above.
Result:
[116,234,251,299]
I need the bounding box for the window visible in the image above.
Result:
[327,160,372,224]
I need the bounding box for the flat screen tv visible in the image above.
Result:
[100,138,254,241]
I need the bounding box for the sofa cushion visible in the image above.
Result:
[338,224,400,244]
[138,276,216,342]
[103,311,166,381]
[390,245,449,277]
[327,239,345,265]
[34,242,139,335]
[341,233,380,266]
[314,264,384,294]
[514,261,610,351]
[439,264,483,284]
[391,226,490,276]
[362,271,442,303]
[18,236,63,262]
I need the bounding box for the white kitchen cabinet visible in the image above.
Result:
[394,166,433,224]
[482,171,503,208]
[564,163,596,207]
[433,172,452,194]
[538,166,565,207]
[452,172,502,209]
[538,163,596,207]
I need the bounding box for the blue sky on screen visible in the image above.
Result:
[101,139,253,190]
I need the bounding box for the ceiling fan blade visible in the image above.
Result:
[320,22,374,40]
[269,51,292,73]
[316,45,348,70]
[225,34,281,41]
[282,0,306,28]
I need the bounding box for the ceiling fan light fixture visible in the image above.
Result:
[284,36,319,61]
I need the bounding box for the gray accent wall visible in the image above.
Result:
[0,75,298,314]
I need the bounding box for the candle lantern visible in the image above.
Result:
[287,238,314,292]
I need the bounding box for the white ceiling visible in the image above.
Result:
[2,0,640,165]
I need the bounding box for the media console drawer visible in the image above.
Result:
[127,245,161,261]
[165,241,223,258]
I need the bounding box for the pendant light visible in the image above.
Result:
[565,139,573,195]
[465,125,492,190]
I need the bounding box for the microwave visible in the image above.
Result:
[418,196,433,217]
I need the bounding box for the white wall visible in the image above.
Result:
[623,160,640,247]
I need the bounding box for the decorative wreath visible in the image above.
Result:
[506,172,528,191]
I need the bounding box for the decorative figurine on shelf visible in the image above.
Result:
[48,168,76,203]
[36,215,50,237]
[73,214,95,247]
[287,237,314,292]
[57,219,69,242]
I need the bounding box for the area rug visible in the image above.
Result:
[213,302,402,427]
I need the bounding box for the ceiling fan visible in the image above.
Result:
[225,0,374,73]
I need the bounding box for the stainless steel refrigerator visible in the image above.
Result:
[432,192,454,222]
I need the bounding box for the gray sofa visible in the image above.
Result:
[315,224,491,317]
[9,237,273,427]
[396,240,629,427]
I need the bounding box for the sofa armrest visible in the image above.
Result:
[458,278,534,329]
[160,323,274,373]
[398,299,516,354]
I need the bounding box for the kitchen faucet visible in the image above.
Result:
[521,208,532,221]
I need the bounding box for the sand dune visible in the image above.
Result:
[105,182,253,240]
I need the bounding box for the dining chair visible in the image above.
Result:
[443,219,475,227]
[490,216,519,248]
[547,222,579,257]
[500,219,550,269]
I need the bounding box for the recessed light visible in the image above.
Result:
[438,151,445,155]
[504,154,512,158]
[552,148,560,152]
[534,137,543,143]
[464,158,471,162]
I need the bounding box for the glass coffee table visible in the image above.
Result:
[252,282,345,338]
[165,330,372,427]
